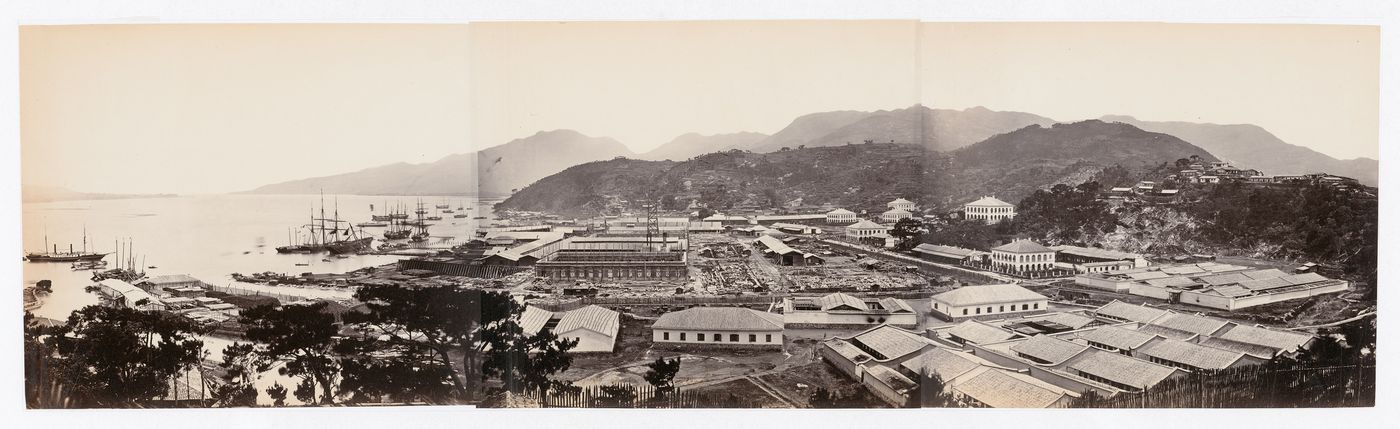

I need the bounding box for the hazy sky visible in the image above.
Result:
[469,21,920,153]
[923,22,1379,161]
[21,22,1378,194]
[21,24,470,194]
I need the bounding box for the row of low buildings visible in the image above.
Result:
[821,299,1318,407]
[913,240,1148,278]
[96,274,246,323]
[1074,262,1350,311]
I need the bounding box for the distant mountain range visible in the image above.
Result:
[244,105,1377,196]
[498,120,1220,215]
[22,185,176,203]
[1099,115,1378,186]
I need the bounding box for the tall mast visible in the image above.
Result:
[82,225,87,253]
[319,190,326,246]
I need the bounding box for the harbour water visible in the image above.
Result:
[22,193,500,321]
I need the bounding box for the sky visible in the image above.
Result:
[21,22,1378,194]
[21,24,471,194]
[922,22,1379,161]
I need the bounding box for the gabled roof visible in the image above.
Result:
[932,284,1047,307]
[826,208,856,216]
[947,320,1018,345]
[1094,300,1169,323]
[900,347,988,382]
[865,365,918,392]
[1198,336,1281,359]
[913,243,976,259]
[1077,325,1158,351]
[1020,312,1098,330]
[850,325,934,361]
[1010,335,1090,365]
[1067,349,1180,390]
[520,305,555,335]
[877,297,915,314]
[992,239,1052,253]
[965,196,1014,207]
[888,198,914,205]
[1145,277,1198,288]
[882,208,912,216]
[819,293,868,312]
[146,274,201,285]
[1215,324,1314,352]
[1242,269,1288,280]
[952,369,1071,409]
[554,305,620,338]
[1048,245,1141,261]
[846,219,887,230]
[1149,313,1230,337]
[1138,338,1246,370]
[652,307,783,332]
[1134,324,1199,341]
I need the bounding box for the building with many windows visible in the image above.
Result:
[963,196,1015,223]
[825,208,858,224]
[990,239,1057,275]
[844,219,889,240]
[881,208,914,223]
[887,198,916,211]
[650,307,784,347]
[929,284,1049,321]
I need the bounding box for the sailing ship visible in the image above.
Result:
[276,192,374,254]
[383,204,412,240]
[435,199,451,210]
[90,237,145,282]
[410,200,431,242]
[453,200,470,218]
[25,226,109,263]
[370,201,395,221]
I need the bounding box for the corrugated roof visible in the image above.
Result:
[756,235,801,255]
[952,369,1070,408]
[1010,335,1090,365]
[1138,338,1245,370]
[1078,325,1158,351]
[932,284,1046,307]
[819,293,868,311]
[1215,324,1313,352]
[851,325,932,361]
[965,196,1014,207]
[520,306,554,335]
[652,307,783,331]
[1094,301,1169,323]
[946,320,1018,345]
[1150,313,1230,337]
[1067,350,1180,390]
[993,240,1053,254]
[554,305,620,338]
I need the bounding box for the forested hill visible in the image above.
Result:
[498,121,1220,216]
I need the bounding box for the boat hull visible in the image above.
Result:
[26,253,108,263]
[326,237,374,255]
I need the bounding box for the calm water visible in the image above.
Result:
[22,194,502,321]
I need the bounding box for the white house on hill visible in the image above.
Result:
[964,196,1015,223]
[826,208,858,224]
[887,198,916,211]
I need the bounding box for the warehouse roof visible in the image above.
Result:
[520,306,555,335]
[1149,313,1230,337]
[946,320,1018,345]
[1215,324,1314,352]
[1011,335,1090,365]
[849,325,934,361]
[1138,337,1246,370]
[554,305,620,338]
[819,292,868,311]
[1067,349,1181,390]
[652,307,783,332]
[1077,325,1159,351]
[146,274,202,285]
[913,243,977,259]
[932,284,1047,307]
[1094,300,1170,323]
[952,368,1071,409]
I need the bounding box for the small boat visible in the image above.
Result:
[472,216,487,220]
[322,258,332,262]
[356,222,388,228]
[425,216,443,221]
[147,266,157,269]
[295,263,310,266]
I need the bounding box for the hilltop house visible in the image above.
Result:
[881,208,913,223]
[887,198,916,211]
[963,196,1015,223]
[826,208,858,224]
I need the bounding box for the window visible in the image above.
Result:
[680,333,686,341]
[1022,304,1029,311]
[975,308,981,314]
[663,332,670,341]
[1033,303,1040,309]
[749,334,757,343]
[714,334,722,342]
[987,307,993,314]
[999,306,1005,312]
[766,334,773,343]
[962,309,968,315]
[730,334,740,342]
[697,333,704,341]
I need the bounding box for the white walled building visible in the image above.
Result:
[825,208,858,224]
[930,284,1049,321]
[521,305,621,353]
[991,239,1057,274]
[881,208,913,223]
[887,198,916,212]
[651,307,784,347]
[963,196,1016,223]
[845,219,889,240]
[783,293,917,328]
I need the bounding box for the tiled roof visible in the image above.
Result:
[1198,336,1281,359]
[913,243,976,259]
[1215,324,1313,352]
[946,321,1018,345]
[1094,301,1169,323]
[1138,338,1246,370]
[146,274,202,285]
[520,305,554,335]
[825,339,872,363]
[1242,269,1288,280]
[851,325,932,361]
[882,208,913,216]
[1240,277,1292,291]
[1149,313,1230,337]
[819,293,868,311]
[1077,325,1158,351]
[826,208,856,215]
[965,196,1014,207]
[1210,285,1253,298]
[1134,324,1199,341]
[866,365,918,392]
[1161,265,1206,275]
[1067,350,1180,390]
[652,307,783,331]
[1199,273,1252,286]
[1011,335,1090,365]
[900,347,986,382]
[889,198,914,205]
[953,369,1070,408]
[846,219,887,230]
[1048,245,1141,261]
[1125,271,1171,280]
[554,305,620,338]
[1021,312,1098,330]
[1284,272,1330,285]
[1145,277,1198,288]
[878,297,915,314]
[932,284,1046,307]
[992,240,1053,254]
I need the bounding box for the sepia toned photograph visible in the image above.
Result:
[16,18,1379,413]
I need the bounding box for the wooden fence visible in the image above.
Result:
[540,383,761,408]
[206,283,311,303]
[1071,364,1376,408]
